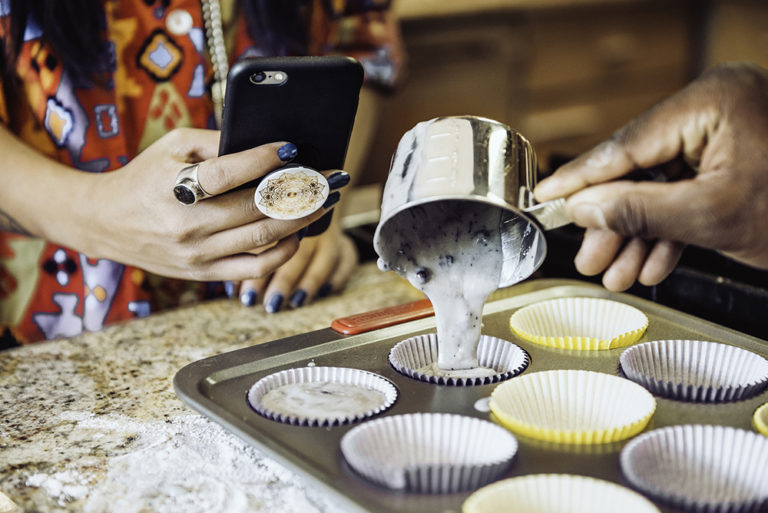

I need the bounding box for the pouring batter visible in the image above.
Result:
[377,200,503,371]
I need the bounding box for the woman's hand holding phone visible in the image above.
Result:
[85,128,347,282]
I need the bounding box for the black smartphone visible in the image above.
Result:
[219,56,364,236]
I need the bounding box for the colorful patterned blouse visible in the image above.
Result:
[0,0,403,345]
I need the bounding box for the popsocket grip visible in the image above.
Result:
[255,165,329,220]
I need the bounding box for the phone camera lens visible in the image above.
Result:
[251,71,266,83]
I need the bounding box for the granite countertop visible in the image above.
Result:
[0,263,423,513]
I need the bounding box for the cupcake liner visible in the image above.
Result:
[463,474,660,513]
[247,366,397,427]
[619,340,768,403]
[754,403,768,437]
[341,413,518,493]
[489,369,656,444]
[620,424,768,513]
[509,297,648,350]
[388,333,529,386]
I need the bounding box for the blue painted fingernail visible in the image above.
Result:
[224,281,236,299]
[277,142,298,162]
[266,292,283,313]
[296,227,308,241]
[290,289,307,308]
[327,171,350,190]
[240,289,257,307]
[323,191,340,209]
[317,283,332,298]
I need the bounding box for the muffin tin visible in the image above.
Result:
[174,279,768,513]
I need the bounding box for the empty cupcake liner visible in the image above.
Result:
[388,333,529,386]
[754,403,768,437]
[619,340,768,403]
[620,424,768,513]
[247,366,397,427]
[509,297,648,350]
[489,369,656,444]
[341,413,518,493]
[463,474,661,513]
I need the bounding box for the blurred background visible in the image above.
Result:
[346,0,768,338]
[361,0,768,184]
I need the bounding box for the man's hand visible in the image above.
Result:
[534,62,768,291]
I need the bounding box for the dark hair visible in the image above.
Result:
[1,0,311,80]
[1,0,110,80]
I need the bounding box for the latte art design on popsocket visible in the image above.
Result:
[255,166,329,220]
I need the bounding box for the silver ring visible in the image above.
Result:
[173,164,211,205]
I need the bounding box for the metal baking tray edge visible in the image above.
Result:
[173,278,768,513]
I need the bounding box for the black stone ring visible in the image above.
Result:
[173,164,211,205]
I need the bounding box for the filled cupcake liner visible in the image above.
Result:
[619,340,768,403]
[463,474,661,513]
[754,403,768,437]
[620,424,768,513]
[509,297,648,350]
[490,369,656,444]
[246,366,398,427]
[388,333,529,386]
[341,413,518,493]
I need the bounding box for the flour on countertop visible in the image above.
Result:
[25,411,340,513]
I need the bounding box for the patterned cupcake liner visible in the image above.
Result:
[509,297,648,350]
[341,413,518,493]
[619,339,768,403]
[388,333,529,386]
[490,369,656,444]
[246,366,397,427]
[463,474,660,513]
[620,424,768,513]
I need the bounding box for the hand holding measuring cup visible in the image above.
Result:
[534,62,768,291]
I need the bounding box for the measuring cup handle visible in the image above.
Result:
[523,197,570,231]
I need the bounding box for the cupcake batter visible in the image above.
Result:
[259,382,386,420]
[416,362,498,379]
[378,201,503,370]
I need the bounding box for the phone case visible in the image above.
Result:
[219,56,364,236]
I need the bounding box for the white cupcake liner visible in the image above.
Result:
[490,369,656,444]
[388,333,529,386]
[509,297,648,350]
[341,413,518,493]
[620,425,768,513]
[755,403,768,437]
[463,474,660,513]
[619,340,768,403]
[247,366,397,427]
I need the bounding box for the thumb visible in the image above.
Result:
[534,81,719,202]
[565,177,727,248]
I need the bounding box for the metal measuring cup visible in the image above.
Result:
[373,116,568,288]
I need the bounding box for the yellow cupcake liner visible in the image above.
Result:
[490,369,656,444]
[755,402,768,437]
[463,474,661,513]
[509,297,648,350]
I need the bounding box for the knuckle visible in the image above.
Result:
[606,194,651,238]
[249,223,281,249]
[199,159,229,193]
